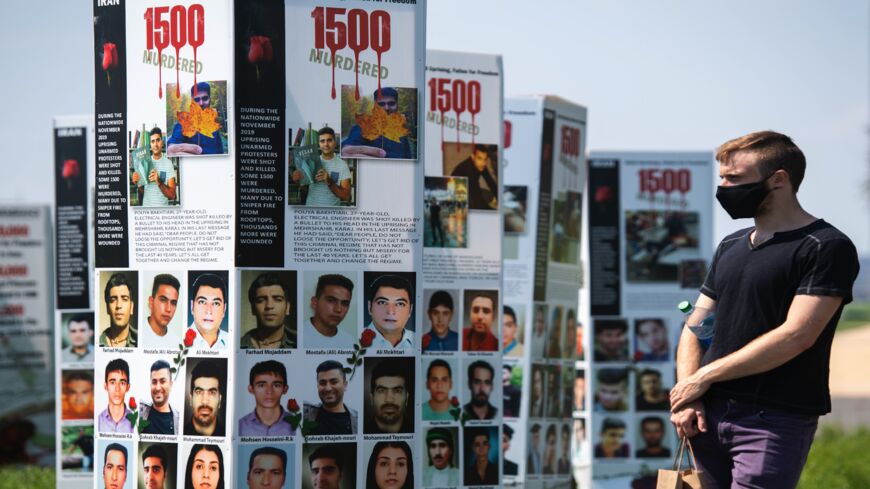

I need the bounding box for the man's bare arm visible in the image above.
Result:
[671,293,715,437]
[670,294,843,412]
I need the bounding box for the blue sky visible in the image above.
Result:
[1,0,867,251]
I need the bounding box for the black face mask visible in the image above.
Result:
[715,171,777,219]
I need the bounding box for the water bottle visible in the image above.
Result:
[678,300,714,349]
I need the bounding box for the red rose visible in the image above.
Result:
[62,159,80,179]
[184,328,197,348]
[422,334,431,350]
[450,396,459,407]
[128,397,137,410]
[360,329,376,348]
[247,35,273,64]
[102,42,118,71]
[287,398,300,412]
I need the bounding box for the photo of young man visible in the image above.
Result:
[167,81,227,156]
[245,446,289,489]
[502,305,523,357]
[139,360,180,435]
[99,272,137,348]
[239,360,295,437]
[98,358,133,433]
[240,271,297,349]
[304,273,355,349]
[184,358,227,437]
[423,427,458,487]
[364,357,414,434]
[445,143,499,211]
[62,370,94,420]
[636,368,670,411]
[291,127,352,206]
[463,360,498,420]
[186,271,229,350]
[634,318,669,361]
[502,364,521,418]
[303,360,358,435]
[141,273,181,349]
[463,427,499,486]
[635,416,671,458]
[422,359,455,421]
[421,290,458,352]
[341,86,415,160]
[363,273,415,350]
[63,426,94,473]
[100,441,130,489]
[462,290,498,352]
[131,127,178,207]
[594,368,628,412]
[303,443,356,489]
[502,424,518,476]
[139,443,175,489]
[61,312,94,363]
[593,319,629,362]
[594,418,629,459]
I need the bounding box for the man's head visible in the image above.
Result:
[247,447,287,489]
[311,274,353,330]
[149,274,180,329]
[595,369,627,411]
[502,364,512,386]
[190,273,227,336]
[638,369,664,399]
[640,417,665,448]
[103,443,128,489]
[530,423,541,449]
[374,87,399,115]
[316,360,348,409]
[574,372,586,411]
[560,424,570,457]
[502,424,513,453]
[636,319,667,354]
[189,360,222,432]
[426,291,454,338]
[467,361,493,408]
[104,359,130,408]
[149,360,173,410]
[308,445,343,489]
[471,144,491,172]
[64,370,94,417]
[104,273,134,329]
[191,82,212,109]
[469,428,491,462]
[595,320,627,357]
[142,444,169,489]
[502,305,517,347]
[427,428,454,469]
[248,273,291,331]
[67,313,94,349]
[370,360,409,431]
[425,359,452,404]
[318,127,337,158]
[599,418,626,455]
[248,360,287,410]
[149,127,164,158]
[545,425,557,460]
[467,292,495,336]
[367,275,414,337]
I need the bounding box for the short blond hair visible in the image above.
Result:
[716,131,806,192]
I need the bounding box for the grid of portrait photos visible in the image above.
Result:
[589,316,675,463]
[419,287,503,487]
[94,269,233,489]
[60,310,97,478]
[234,269,420,489]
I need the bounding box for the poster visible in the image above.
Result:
[584,152,713,488]
[0,206,54,466]
[422,50,504,488]
[502,96,588,488]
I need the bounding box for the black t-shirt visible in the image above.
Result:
[311,408,353,435]
[700,220,859,415]
[74,435,94,457]
[143,409,175,435]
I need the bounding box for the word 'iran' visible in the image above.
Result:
[426,112,480,135]
[142,50,203,74]
[309,49,389,79]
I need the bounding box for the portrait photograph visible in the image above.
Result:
[63,369,95,420]
[128,125,181,208]
[240,270,298,350]
[340,85,418,160]
[363,272,417,351]
[530,303,548,360]
[137,441,178,489]
[181,443,226,489]
[364,440,415,489]
[635,414,673,459]
[462,426,500,486]
[423,176,468,248]
[625,210,700,282]
[503,185,528,234]
[301,270,359,350]
[139,271,186,350]
[461,289,498,352]
[301,442,356,489]
[165,81,229,156]
[442,142,499,211]
[133,356,186,436]
[98,439,133,489]
[593,367,629,413]
[364,356,415,435]
[60,311,95,364]
[593,416,630,459]
[299,355,363,436]
[98,270,139,349]
[634,318,670,362]
[593,318,629,362]
[462,358,500,422]
[549,190,582,264]
[183,357,228,438]
[61,424,94,474]
[502,303,524,358]
[288,127,357,207]
[236,355,297,438]
[423,427,459,487]
[238,443,294,489]
[422,357,458,422]
[421,288,460,353]
[635,366,673,412]
[186,270,230,351]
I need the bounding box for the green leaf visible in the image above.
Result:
[355,358,362,366]
[170,367,177,374]
[346,357,354,364]
[178,343,184,351]
[343,367,352,374]
[353,343,359,351]
[359,348,367,355]
[180,358,186,366]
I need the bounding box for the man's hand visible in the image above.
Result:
[314,169,329,183]
[291,169,303,183]
[167,143,203,156]
[670,371,711,412]
[671,400,707,438]
[341,144,386,158]
[131,171,140,184]
[148,169,161,184]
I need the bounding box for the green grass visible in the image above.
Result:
[798,426,870,489]
[0,466,53,489]
[837,301,870,332]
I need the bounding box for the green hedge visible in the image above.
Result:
[799,426,870,488]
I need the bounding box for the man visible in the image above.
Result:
[341,87,413,159]
[62,370,94,419]
[502,305,522,357]
[140,360,181,435]
[593,319,628,361]
[594,418,628,458]
[167,81,223,155]
[450,144,498,210]
[308,445,345,489]
[66,427,93,471]
[142,274,180,349]
[546,306,563,358]
[422,359,453,421]
[185,359,225,437]
[100,272,137,348]
[542,425,557,474]
[303,360,358,435]
[557,424,571,474]
[98,358,133,433]
[636,417,671,458]
[247,447,287,489]
[530,367,544,418]
[636,369,669,411]
[594,369,628,412]
[635,318,669,361]
[142,444,169,489]
[62,313,94,362]
[421,291,458,352]
[424,428,459,486]
[464,428,498,486]
[502,424,518,476]
[132,127,177,206]
[463,361,497,420]
[239,360,294,436]
[670,131,859,488]
[102,443,128,489]
[365,360,412,434]
[364,275,415,350]
[574,371,586,411]
[462,292,498,351]
[427,197,444,246]
[186,273,228,350]
[304,274,354,349]
[241,273,296,349]
[292,127,351,206]
[502,364,521,418]
[527,423,542,474]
